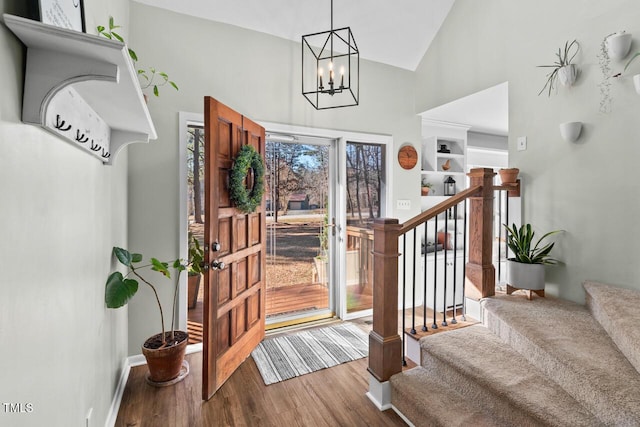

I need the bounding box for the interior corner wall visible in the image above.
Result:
[0,0,130,426]
[415,0,640,302]
[125,2,422,352]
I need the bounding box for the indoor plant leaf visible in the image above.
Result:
[151,257,170,277]
[504,223,561,264]
[114,247,132,267]
[111,31,124,43]
[105,272,138,308]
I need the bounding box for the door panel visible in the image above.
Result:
[264,140,334,325]
[203,97,266,400]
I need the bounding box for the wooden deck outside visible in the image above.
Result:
[188,283,332,344]
[188,282,376,344]
[265,283,329,317]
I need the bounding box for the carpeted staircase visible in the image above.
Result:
[390,281,640,426]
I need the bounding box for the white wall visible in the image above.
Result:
[0,0,130,426]
[467,132,508,169]
[126,3,422,352]
[416,0,640,302]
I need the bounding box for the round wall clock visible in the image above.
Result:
[397,144,418,170]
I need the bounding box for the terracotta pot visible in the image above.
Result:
[499,168,519,184]
[187,274,201,309]
[421,187,431,196]
[142,331,188,383]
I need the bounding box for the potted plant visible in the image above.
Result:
[504,223,562,299]
[421,179,433,196]
[598,33,616,112]
[537,39,579,96]
[105,235,202,385]
[97,17,178,98]
[187,233,204,309]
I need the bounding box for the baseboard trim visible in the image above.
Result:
[104,343,203,427]
[104,357,132,427]
[391,404,415,427]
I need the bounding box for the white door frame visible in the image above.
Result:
[259,121,393,321]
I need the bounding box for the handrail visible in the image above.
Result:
[399,185,482,234]
[368,169,497,393]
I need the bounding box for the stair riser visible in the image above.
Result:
[390,368,504,427]
[484,310,632,426]
[420,350,546,427]
[585,284,640,375]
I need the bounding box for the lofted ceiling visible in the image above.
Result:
[132,0,508,135]
[132,0,455,71]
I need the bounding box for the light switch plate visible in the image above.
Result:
[517,136,527,151]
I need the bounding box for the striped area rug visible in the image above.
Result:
[251,323,368,385]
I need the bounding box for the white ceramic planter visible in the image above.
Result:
[607,32,633,60]
[558,64,577,87]
[633,74,640,95]
[506,260,545,291]
[559,121,582,142]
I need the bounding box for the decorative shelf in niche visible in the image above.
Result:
[3,14,157,165]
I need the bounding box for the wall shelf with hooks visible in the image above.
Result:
[3,14,157,165]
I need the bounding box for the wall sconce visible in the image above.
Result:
[444,176,456,196]
[559,121,583,142]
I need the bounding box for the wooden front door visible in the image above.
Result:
[203,97,266,400]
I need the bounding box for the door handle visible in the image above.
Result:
[211,241,221,252]
[326,217,337,236]
[211,260,225,270]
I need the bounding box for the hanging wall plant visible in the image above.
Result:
[229,144,265,213]
[597,33,616,113]
[537,39,580,96]
[97,17,179,97]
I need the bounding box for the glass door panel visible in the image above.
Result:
[345,141,385,314]
[265,138,334,326]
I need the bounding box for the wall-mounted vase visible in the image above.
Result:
[607,32,632,60]
[558,64,577,86]
[559,121,582,142]
[633,74,640,95]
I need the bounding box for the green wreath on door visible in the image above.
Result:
[229,144,265,214]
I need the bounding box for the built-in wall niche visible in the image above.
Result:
[3,14,157,165]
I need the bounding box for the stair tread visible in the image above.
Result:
[391,367,504,427]
[584,281,640,374]
[420,325,598,427]
[483,294,640,426]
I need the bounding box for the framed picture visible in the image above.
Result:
[30,0,86,32]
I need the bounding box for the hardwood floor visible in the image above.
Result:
[115,352,406,427]
[119,306,478,426]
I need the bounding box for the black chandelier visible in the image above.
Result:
[301,0,359,110]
